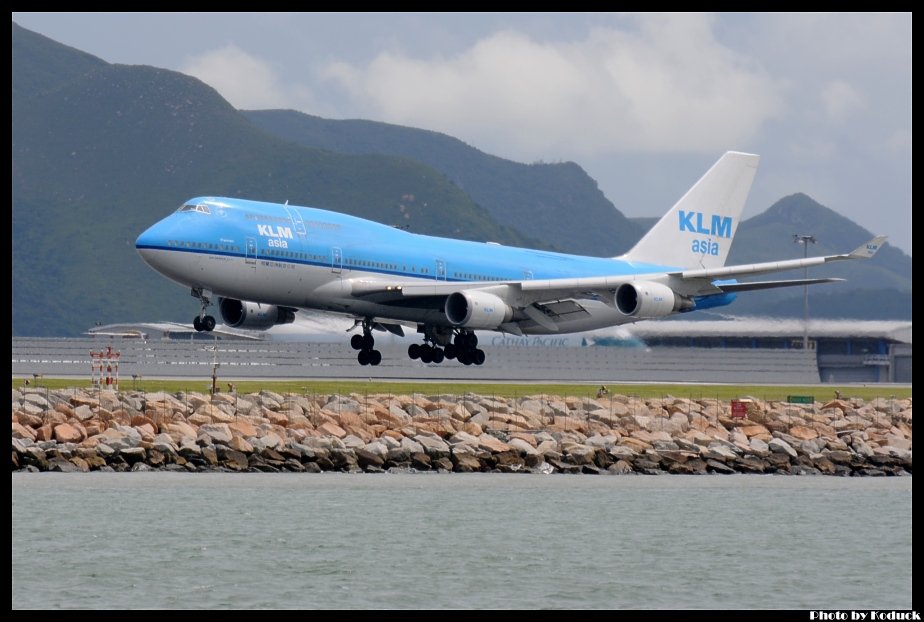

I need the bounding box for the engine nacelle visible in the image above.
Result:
[219,298,295,329]
[614,282,689,319]
[445,291,513,329]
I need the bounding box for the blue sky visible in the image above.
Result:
[13,12,912,254]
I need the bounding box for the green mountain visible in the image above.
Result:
[731,193,910,281]
[629,216,659,232]
[244,110,644,256]
[732,289,912,321]
[12,23,536,336]
[717,193,911,319]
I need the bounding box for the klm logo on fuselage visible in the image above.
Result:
[258,224,292,249]
[257,224,293,239]
[679,210,733,257]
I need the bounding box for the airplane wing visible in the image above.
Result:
[671,235,888,281]
[508,236,887,299]
[348,236,886,329]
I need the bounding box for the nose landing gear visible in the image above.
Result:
[192,288,216,332]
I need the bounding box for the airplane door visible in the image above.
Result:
[331,247,343,274]
[436,259,446,280]
[245,237,257,266]
[284,205,307,236]
[523,270,533,280]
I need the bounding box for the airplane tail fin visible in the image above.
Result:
[619,151,760,270]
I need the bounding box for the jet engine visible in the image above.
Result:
[614,282,690,319]
[445,291,513,329]
[219,298,295,329]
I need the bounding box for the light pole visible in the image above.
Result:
[793,234,816,351]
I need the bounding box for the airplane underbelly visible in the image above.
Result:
[139,249,202,289]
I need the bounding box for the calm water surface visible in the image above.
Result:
[12,473,912,609]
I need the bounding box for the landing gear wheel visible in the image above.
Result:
[443,344,456,360]
[473,349,486,365]
[354,319,384,366]
[458,352,472,366]
[466,333,478,349]
[420,345,433,364]
[191,288,214,333]
[408,343,421,360]
[431,348,445,364]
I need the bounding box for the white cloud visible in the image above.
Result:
[820,80,865,124]
[322,14,782,159]
[181,45,299,110]
[788,138,836,161]
[740,13,910,72]
[884,129,911,154]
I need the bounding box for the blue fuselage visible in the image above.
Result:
[136,196,708,333]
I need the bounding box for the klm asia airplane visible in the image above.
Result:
[136,152,885,366]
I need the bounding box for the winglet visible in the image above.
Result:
[849,235,888,259]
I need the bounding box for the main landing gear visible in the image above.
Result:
[408,329,485,366]
[350,320,382,366]
[192,288,216,332]
[347,323,485,367]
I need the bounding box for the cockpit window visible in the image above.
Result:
[177,202,212,214]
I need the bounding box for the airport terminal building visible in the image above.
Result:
[628,319,911,384]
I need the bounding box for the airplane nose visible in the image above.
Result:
[135,225,156,250]
[135,221,167,268]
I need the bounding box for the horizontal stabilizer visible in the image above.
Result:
[717,278,844,293]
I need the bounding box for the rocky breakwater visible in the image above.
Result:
[11,389,912,475]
